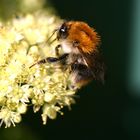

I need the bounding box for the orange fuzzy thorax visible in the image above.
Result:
[66,21,100,54]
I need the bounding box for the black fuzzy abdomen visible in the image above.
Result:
[71,63,93,86]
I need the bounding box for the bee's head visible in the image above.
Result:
[57,22,69,40]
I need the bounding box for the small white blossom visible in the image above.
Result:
[0,107,21,128]
[44,92,55,102]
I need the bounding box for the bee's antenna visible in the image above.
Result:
[46,29,58,44]
[29,29,59,68]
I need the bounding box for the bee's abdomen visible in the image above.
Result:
[70,63,93,88]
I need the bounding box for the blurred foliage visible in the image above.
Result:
[0,0,19,21]
[0,0,55,21]
[0,125,39,140]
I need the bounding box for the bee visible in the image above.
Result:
[31,21,105,89]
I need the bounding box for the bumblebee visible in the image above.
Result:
[31,21,105,89]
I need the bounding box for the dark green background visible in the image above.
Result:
[1,0,140,140]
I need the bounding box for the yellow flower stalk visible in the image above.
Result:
[0,0,76,128]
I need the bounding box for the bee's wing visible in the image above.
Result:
[82,51,106,84]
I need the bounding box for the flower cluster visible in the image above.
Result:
[0,10,76,128]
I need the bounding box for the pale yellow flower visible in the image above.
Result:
[0,4,77,128]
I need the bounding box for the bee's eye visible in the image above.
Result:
[57,23,68,39]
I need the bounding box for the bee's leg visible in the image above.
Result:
[47,53,68,63]
[30,53,68,68]
[55,44,61,57]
